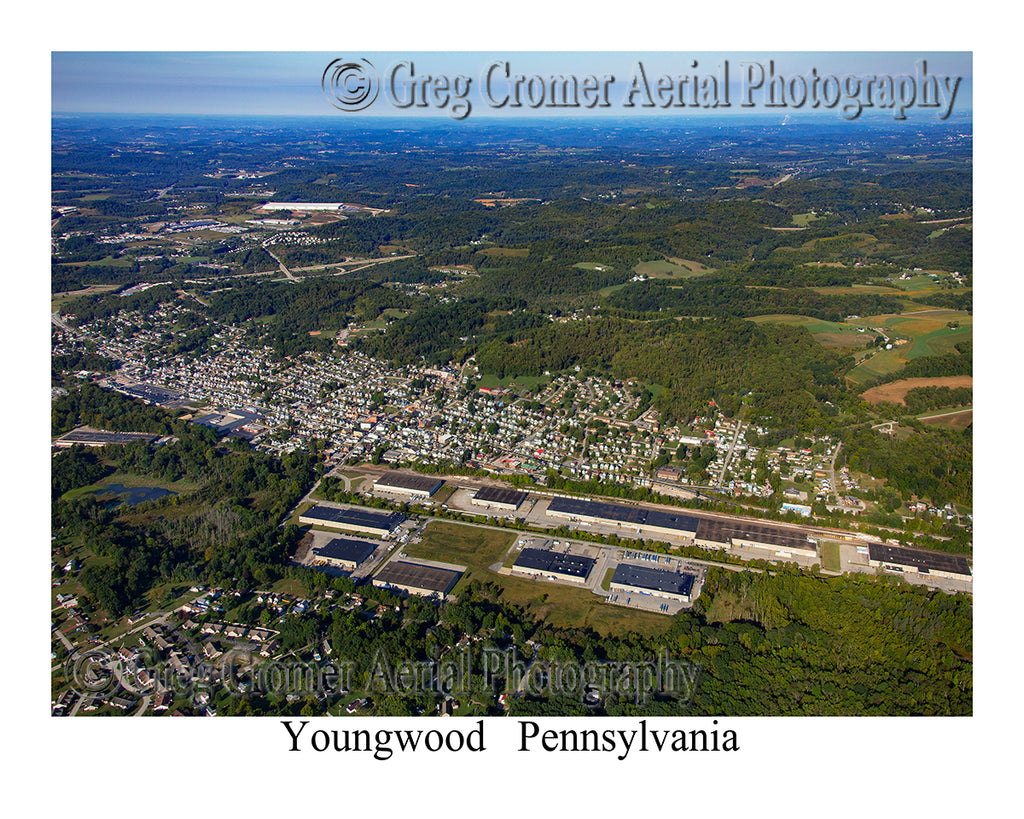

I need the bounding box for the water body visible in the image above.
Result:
[95,483,176,507]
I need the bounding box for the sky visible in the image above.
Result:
[51,51,972,120]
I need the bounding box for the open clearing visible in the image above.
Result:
[404,520,515,570]
[475,372,548,391]
[821,542,842,573]
[920,408,973,431]
[748,314,869,348]
[791,212,822,227]
[61,471,198,504]
[474,246,530,258]
[52,284,121,312]
[861,375,973,405]
[634,257,714,278]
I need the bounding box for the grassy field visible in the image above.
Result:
[811,284,905,296]
[821,542,841,573]
[60,471,199,504]
[634,258,714,278]
[431,485,458,505]
[51,284,120,312]
[895,275,939,291]
[791,212,821,227]
[919,408,973,431]
[846,348,910,385]
[748,314,870,348]
[271,577,312,597]
[473,568,670,637]
[905,325,972,359]
[56,254,136,269]
[475,247,530,257]
[475,373,548,391]
[405,520,516,570]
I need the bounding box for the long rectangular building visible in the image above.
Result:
[512,548,595,584]
[260,202,346,211]
[373,472,445,498]
[867,542,972,581]
[472,485,528,511]
[298,504,405,537]
[694,517,817,558]
[55,427,160,448]
[373,561,462,600]
[610,564,697,602]
[546,496,699,539]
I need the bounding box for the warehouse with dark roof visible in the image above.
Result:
[546,496,699,538]
[512,548,596,584]
[694,517,818,558]
[373,472,445,498]
[55,427,160,448]
[312,537,377,570]
[609,564,697,602]
[867,542,972,582]
[373,560,462,600]
[472,485,528,511]
[298,504,405,537]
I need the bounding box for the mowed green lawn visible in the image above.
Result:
[475,372,548,391]
[405,520,516,570]
[821,542,842,573]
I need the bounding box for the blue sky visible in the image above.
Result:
[52,52,972,119]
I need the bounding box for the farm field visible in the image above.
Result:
[861,375,973,405]
[811,284,906,296]
[919,407,974,431]
[748,314,870,348]
[634,257,714,278]
[474,246,529,257]
[845,309,972,384]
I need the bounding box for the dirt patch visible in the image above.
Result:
[291,531,314,564]
[861,376,973,405]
